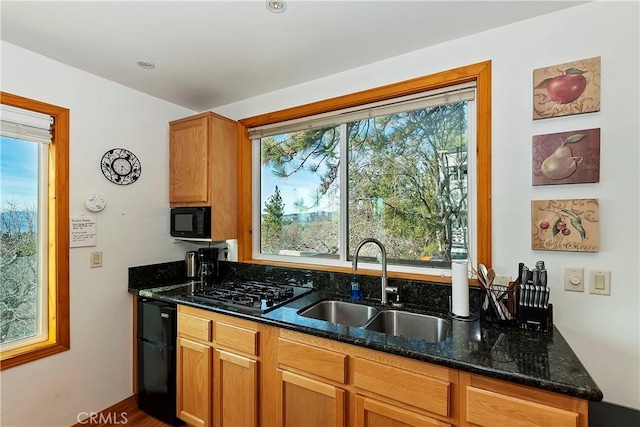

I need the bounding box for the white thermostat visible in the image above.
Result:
[84,194,106,212]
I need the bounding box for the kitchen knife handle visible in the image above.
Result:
[544,286,550,308]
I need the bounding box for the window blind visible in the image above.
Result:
[248,82,476,139]
[1,104,53,144]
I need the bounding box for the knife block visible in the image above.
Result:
[518,304,553,332]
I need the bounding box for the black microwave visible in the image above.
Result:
[170,206,211,239]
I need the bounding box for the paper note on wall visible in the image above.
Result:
[70,216,97,247]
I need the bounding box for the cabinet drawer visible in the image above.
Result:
[178,313,212,342]
[353,357,450,417]
[278,338,347,384]
[466,386,580,427]
[215,321,258,356]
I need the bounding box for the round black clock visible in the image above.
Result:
[100,148,141,185]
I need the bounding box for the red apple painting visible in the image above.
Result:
[532,128,601,185]
[532,199,599,252]
[533,57,601,120]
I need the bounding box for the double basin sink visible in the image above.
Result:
[298,300,450,343]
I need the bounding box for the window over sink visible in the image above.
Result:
[238,62,492,281]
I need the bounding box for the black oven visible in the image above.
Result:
[170,206,211,239]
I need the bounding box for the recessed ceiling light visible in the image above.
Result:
[265,1,287,14]
[136,60,155,70]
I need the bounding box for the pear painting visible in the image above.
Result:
[533,128,600,186]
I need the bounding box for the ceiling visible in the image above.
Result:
[1,1,587,112]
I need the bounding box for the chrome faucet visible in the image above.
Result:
[352,238,398,305]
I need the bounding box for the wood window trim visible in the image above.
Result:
[0,92,70,370]
[237,61,491,283]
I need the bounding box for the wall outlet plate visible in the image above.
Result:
[589,270,611,295]
[495,275,512,286]
[564,267,584,292]
[90,251,102,268]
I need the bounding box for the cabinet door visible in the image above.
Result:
[355,394,451,427]
[276,369,346,427]
[465,386,580,427]
[170,116,209,204]
[177,337,212,427]
[214,349,258,427]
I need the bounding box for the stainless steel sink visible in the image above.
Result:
[363,310,450,342]
[299,300,379,327]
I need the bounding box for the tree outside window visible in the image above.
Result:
[259,101,469,267]
[0,137,40,344]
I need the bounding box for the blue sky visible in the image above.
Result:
[0,136,38,210]
[261,164,340,216]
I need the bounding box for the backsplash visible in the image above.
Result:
[128,260,186,290]
[220,261,481,314]
[128,260,481,314]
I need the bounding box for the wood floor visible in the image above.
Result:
[73,396,172,427]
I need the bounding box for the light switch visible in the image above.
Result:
[90,251,102,268]
[564,267,584,292]
[589,270,610,295]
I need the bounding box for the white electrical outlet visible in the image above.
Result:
[90,251,102,268]
[589,270,611,295]
[564,267,584,292]
[495,275,512,286]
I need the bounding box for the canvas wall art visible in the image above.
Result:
[531,198,599,252]
[532,128,600,185]
[533,57,601,120]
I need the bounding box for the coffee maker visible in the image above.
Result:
[197,247,219,281]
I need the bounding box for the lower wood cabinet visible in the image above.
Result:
[177,306,262,427]
[352,356,451,419]
[177,337,212,427]
[174,306,590,427]
[355,395,451,427]
[276,369,346,427]
[460,372,587,427]
[214,349,258,427]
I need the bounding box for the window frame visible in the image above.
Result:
[0,92,70,370]
[237,61,491,283]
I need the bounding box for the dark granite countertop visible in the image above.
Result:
[129,275,602,402]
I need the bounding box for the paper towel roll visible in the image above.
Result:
[452,261,470,317]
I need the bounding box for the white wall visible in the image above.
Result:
[0,2,637,424]
[0,42,199,426]
[216,2,640,410]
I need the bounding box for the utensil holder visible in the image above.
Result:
[480,285,517,325]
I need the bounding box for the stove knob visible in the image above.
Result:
[285,287,294,297]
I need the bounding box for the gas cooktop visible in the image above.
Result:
[188,279,312,313]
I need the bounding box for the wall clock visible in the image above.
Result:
[100,148,141,185]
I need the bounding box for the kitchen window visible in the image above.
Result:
[0,93,69,369]
[238,62,491,281]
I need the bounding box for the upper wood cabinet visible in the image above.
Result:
[169,112,238,240]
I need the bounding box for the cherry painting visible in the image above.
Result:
[532,128,600,185]
[531,199,599,253]
[533,57,601,120]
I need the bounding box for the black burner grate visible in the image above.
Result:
[190,279,310,312]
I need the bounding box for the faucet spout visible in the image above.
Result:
[352,238,390,305]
